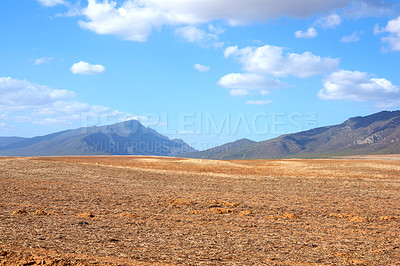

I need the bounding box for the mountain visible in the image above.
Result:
[0,120,196,156]
[0,137,27,148]
[184,110,400,159]
[183,138,256,159]
[2,111,400,158]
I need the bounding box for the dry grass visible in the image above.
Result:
[11,209,27,216]
[1,156,400,265]
[32,210,48,216]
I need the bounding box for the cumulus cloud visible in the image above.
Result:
[71,61,105,75]
[175,26,223,48]
[37,0,66,7]
[340,31,361,43]
[295,27,318,39]
[295,13,341,39]
[193,63,210,72]
[78,0,166,42]
[0,77,131,125]
[318,70,400,107]
[0,77,74,112]
[219,73,286,90]
[224,46,239,58]
[375,16,400,51]
[218,73,287,96]
[35,57,53,65]
[315,13,342,29]
[220,44,339,102]
[77,0,355,42]
[224,44,339,78]
[40,0,394,42]
[295,13,343,40]
[176,26,207,43]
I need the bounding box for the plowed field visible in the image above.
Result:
[1,156,399,265]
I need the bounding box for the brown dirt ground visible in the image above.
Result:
[1,156,399,265]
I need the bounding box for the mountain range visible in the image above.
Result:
[0,120,195,156]
[1,110,399,158]
[183,110,400,159]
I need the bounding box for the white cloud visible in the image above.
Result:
[37,0,66,7]
[175,26,223,48]
[340,31,361,43]
[71,61,105,75]
[194,63,210,72]
[374,24,383,35]
[33,118,69,125]
[176,26,205,42]
[229,89,248,96]
[295,27,318,39]
[144,0,351,25]
[35,57,53,65]
[38,0,82,17]
[208,24,225,34]
[40,0,393,43]
[224,44,339,78]
[218,73,287,96]
[375,16,400,51]
[344,1,393,18]
[55,1,82,17]
[0,77,133,126]
[219,73,286,90]
[246,100,272,105]
[221,44,339,103]
[315,13,342,29]
[318,70,400,107]
[0,77,74,111]
[33,101,92,116]
[224,46,239,58]
[295,13,340,39]
[77,0,354,42]
[79,0,167,42]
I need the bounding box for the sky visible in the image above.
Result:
[1,0,400,150]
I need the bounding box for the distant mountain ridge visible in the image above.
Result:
[0,120,196,156]
[184,110,400,159]
[183,138,256,159]
[1,111,400,158]
[0,137,27,148]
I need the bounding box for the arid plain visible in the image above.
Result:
[1,156,399,265]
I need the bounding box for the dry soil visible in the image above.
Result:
[1,156,399,265]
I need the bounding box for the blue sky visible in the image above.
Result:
[1,0,400,150]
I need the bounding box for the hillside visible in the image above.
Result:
[183,138,256,159]
[0,137,27,148]
[185,110,400,159]
[2,110,400,158]
[0,120,195,156]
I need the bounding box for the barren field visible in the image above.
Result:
[1,156,400,265]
